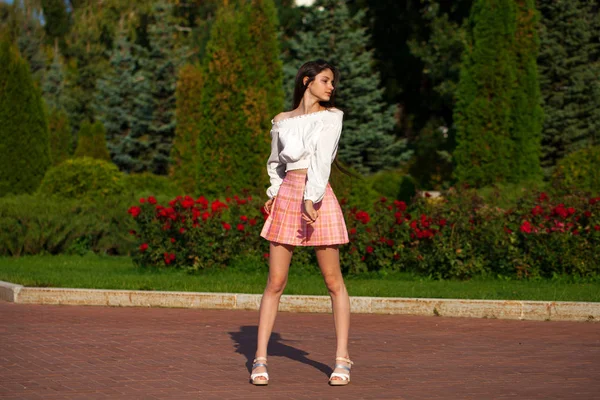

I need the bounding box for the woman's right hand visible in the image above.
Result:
[264,197,275,214]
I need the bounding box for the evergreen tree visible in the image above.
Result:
[47,107,72,166]
[93,19,153,173]
[196,0,284,196]
[509,0,543,182]
[284,0,410,174]
[144,0,190,175]
[90,121,111,161]
[42,41,66,111]
[0,40,51,197]
[74,120,94,158]
[171,63,204,194]
[538,0,600,173]
[0,1,47,84]
[453,0,516,186]
[41,0,70,47]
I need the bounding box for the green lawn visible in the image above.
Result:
[0,254,598,302]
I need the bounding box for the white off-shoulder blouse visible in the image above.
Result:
[266,108,343,203]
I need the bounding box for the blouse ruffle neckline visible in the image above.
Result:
[271,109,334,126]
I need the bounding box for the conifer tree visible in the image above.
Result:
[144,0,191,175]
[93,19,152,173]
[0,40,51,197]
[284,0,409,174]
[74,120,94,158]
[509,0,543,182]
[42,42,66,112]
[538,0,600,173]
[41,0,70,47]
[453,0,516,186]
[171,63,204,194]
[47,107,72,165]
[90,121,111,161]
[195,0,283,197]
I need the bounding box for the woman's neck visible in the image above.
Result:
[297,98,326,115]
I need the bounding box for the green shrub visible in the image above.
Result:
[122,172,185,200]
[368,169,417,203]
[37,157,127,200]
[553,146,600,194]
[0,194,136,256]
[129,193,268,270]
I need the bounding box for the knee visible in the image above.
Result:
[324,277,345,296]
[265,278,287,296]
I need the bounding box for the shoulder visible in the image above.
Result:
[272,111,293,124]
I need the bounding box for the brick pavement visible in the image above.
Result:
[0,301,599,400]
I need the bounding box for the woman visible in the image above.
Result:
[251,60,353,386]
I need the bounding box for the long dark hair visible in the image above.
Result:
[292,59,359,179]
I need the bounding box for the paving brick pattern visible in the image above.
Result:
[0,301,599,400]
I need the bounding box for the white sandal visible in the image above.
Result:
[250,357,269,385]
[329,356,353,386]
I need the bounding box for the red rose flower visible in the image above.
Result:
[520,221,533,234]
[128,206,141,218]
[249,218,257,226]
[349,228,357,235]
[237,224,245,231]
[139,197,146,204]
[222,222,231,231]
[139,243,148,252]
[170,238,176,243]
[148,196,157,204]
[240,215,248,222]
[179,227,185,234]
[366,246,374,254]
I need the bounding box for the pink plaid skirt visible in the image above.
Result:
[260,172,349,246]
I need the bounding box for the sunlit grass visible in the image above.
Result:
[0,253,598,302]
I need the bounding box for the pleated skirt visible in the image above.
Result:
[260,172,349,246]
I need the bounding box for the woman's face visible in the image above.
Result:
[306,68,335,102]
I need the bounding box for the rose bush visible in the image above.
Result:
[128,186,600,279]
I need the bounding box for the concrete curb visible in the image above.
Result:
[0,280,598,321]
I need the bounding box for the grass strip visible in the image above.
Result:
[0,254,598,302]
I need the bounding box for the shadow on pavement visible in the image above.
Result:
[229,325,331,377]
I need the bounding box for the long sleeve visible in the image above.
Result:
[266,125,286,199]
[304,116,343,203]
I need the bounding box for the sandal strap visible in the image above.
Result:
[334,364,352,372]
[252,362,267,369]
[335,356,354,365]
[253,357,267,362]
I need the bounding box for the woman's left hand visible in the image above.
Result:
[302,200,319,224]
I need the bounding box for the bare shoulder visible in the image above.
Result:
[272,111,292,123]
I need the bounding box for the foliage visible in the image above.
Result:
[509,0,543,182]
[538,0,600,173]
[143,0,191,175]
[129,193,268,270]
[37,157,127,200]
[127,184,600,280]
[0,39,51,198]
[454,0,543,187]
[196,0,283,197]
[284,0,410,174]
[74,120,110,160]
[122,172,185,200]
[170,63,204,194]
[552,146,600,194]
[0,194,136,257]
[47,107,73,166]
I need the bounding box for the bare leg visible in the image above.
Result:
[315,245,351,381]
[253,241,294,381]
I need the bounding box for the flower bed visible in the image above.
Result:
[128,187,600,279]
